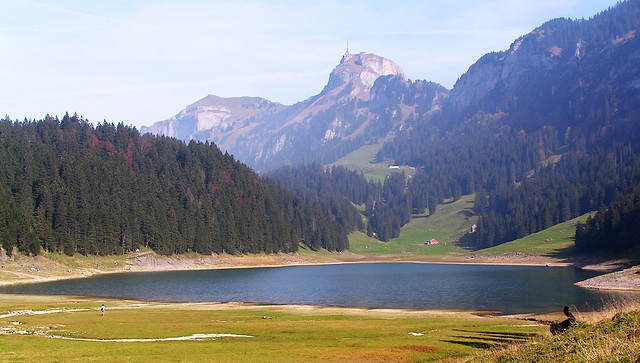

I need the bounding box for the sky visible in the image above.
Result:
[1,0,622,129]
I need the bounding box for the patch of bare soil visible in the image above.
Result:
[126,251,218,270]
[399,345,438,353]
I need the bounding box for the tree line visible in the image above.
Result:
[575,185,640,253]
[0,114,350,256]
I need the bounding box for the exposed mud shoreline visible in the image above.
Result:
[575,266,640,291]
[0,250,637,291]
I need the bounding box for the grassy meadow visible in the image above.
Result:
[475,214,594,258]
[2,294,638,362]
[0,294,549,362]
[348,195,476,257]
[329,140,415,182]
[346,192,596,263]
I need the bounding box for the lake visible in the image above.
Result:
[1,263,637,314]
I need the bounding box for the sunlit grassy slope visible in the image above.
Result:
[349,195,477,256]
[477,214,594,258]
[348,191,594,260]
[329,140,414,182]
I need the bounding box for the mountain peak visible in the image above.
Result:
[322,52,405,95]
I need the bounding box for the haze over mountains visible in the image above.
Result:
[142,51,447,171]
[143,1,639,178]
[147,0,640,250]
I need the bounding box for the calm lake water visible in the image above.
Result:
[1,263,637,314]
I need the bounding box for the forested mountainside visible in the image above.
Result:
[0,114,350,256]
[271,1,640,249]
[380,0,640,248]
[267,164,416,242]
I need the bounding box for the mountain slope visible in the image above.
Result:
[142,52,447,172]
[267,1,640,248]
[383,0,640,248]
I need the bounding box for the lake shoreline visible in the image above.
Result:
[1,249,637,291]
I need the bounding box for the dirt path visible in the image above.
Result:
[52,333,253,342]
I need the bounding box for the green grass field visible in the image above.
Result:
[329,140,415,182]
[477,214,594,258]
[0,295,547,362]
[347,191,600,263]
[349,195,477,257]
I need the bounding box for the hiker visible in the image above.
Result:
[100,304,105,316]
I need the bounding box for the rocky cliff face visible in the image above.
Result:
[322,52,405,96]
[448,14,640,112]
[450,18,581,109]
[141,95,286,146]
[142,52,440,172]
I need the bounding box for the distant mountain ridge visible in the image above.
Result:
[142,52,445,171]
[142,95,286,152]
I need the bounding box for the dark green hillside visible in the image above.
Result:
[379,0,640,248]
[0,114,347,256]
[576,185,640,253]
[267,164,414,242]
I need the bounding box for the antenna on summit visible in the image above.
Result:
[341,39,351,63]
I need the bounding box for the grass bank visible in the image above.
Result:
[471,300,640,362]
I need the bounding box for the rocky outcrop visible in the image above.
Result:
[575,266,640,291]
[449,18,593,109]
[126,251,218,270]
[322,52,406,96]
[141,95,286,146]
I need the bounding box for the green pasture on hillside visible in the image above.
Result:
[329,141,415,182]
[349,191,598,261]
[349,194,477,256]
[477,214,594,258]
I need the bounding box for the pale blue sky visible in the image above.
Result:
[1,0,621,128]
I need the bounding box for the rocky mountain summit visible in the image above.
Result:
[322,52,405,96]
[142,52,441,171]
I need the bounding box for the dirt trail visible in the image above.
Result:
[53,333,253,342]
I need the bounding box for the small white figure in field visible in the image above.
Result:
[100,304,105,316]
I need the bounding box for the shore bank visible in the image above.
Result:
[575,265,640,291]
